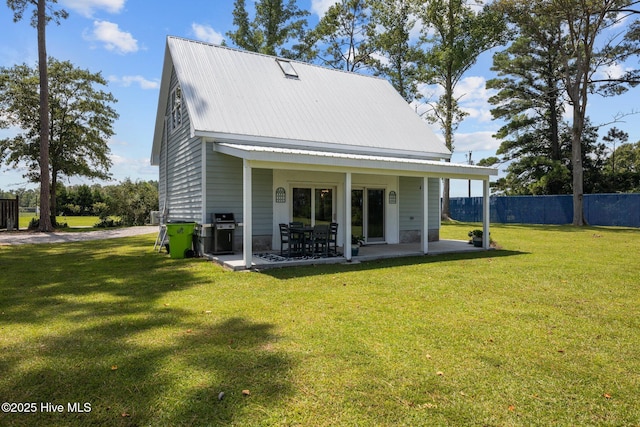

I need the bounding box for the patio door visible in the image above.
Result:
[351,188,385,243]
[292,187,334,225]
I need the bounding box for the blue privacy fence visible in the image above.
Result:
[449,194,640,227]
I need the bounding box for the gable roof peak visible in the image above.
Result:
[151,36,450,165]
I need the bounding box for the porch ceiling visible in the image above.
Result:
[215,142,497,180]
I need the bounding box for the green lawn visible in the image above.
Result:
[18,213,105,229]
[0,223,638,426]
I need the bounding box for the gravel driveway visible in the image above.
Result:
[0,226,158,245]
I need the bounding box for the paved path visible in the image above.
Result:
[0,226,158,245]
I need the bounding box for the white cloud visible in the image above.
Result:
[596,62,633,80]
[454,131,501,152]
[61,0,125,18]
[104,142,157,183]
[87,20,138,54]
[408,15,425,42]
[311,0,339,17]
[109,75,159,90]
[107,154,157,181]
[415,76,496,123]
[191,23,225,45]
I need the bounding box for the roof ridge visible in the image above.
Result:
[166,35,388,82]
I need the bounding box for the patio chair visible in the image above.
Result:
[279,223,302,257]
[311,224,330,257]
[328,222,339,256]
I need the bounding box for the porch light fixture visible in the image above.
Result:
[389,191,397,204]
[275,187,286,203]
[276,59,299,79]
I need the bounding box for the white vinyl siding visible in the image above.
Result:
[252,168,273,234]
[204,150,273,235]
[160,68,202,222]
[399,177,439,239]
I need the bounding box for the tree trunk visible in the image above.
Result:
[50,170,57,226]
[571,98,586,226]
[441,64,454,221]
[37,0,53,232]
[442,177,451,221]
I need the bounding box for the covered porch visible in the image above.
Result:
[214,142,497,270]
[207,239,490,271]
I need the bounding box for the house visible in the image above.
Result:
[150,36,496,269]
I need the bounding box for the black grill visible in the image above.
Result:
[212,213,235,254]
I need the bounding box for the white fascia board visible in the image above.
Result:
[198,131,452,161]
[150,42,174,166]
[215,143,497,180]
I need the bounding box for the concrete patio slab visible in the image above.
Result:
[205,239,489,271]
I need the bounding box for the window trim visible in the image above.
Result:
[276,59,299,79]
[170,85,183,132]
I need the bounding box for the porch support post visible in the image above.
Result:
[345,172,352,261]
[422,176,429,254]
[201,142,207,224]
[482,178,490,249]
[243,159,253,269]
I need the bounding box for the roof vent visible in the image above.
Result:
[276,59,298,79]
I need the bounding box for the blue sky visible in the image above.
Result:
[1,0,638,197]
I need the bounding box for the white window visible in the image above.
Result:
[276,59,299,79]
[170,86,182,131]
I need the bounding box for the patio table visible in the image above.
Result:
[289,226,314,256]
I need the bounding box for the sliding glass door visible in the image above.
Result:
[366,189,384,242]
[351,188,384,243]
[292,187,334,225]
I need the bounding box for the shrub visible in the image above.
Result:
[94,217,123,228]
[28,218,68,230]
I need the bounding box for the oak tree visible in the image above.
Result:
[0,58,118,224]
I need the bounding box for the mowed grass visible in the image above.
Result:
[18,213,106,229]
[0,223,638,426]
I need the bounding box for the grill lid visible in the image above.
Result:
[213,213,235,223]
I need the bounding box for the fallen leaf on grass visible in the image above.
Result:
[436,371,444,376]
[242,389,251,396]
[604,393,612,399]
[186,329,193,334]
[121,412,130,417]
[111,365,118,370]
[508,405,515,411]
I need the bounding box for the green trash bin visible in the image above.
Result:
[166,222,196,259]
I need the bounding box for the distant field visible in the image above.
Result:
[18,213,101,229]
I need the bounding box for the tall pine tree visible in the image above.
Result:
[226,0,310,60]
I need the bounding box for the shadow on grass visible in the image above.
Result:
[260,249,528,280]
[0,236,293,426]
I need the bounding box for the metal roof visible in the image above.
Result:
[216,143,498,179]
[152,37,454,164]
